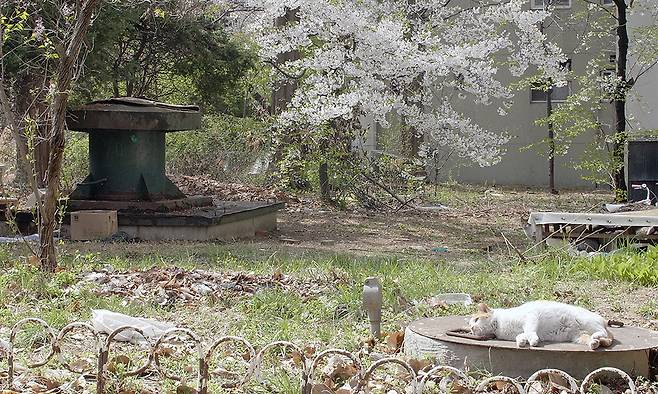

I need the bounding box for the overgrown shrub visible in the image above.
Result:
[166,114,269,183]
[61,131,89,193]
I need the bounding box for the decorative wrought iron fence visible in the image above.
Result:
[1,317,640,394]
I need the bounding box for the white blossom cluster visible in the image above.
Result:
[236,0,567,166]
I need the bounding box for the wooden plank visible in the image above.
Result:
[0,198,18,205]
[615,208,658,217]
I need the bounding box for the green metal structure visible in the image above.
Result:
[67,98,201,202]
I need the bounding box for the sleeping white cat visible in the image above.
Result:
[468,301,614,350]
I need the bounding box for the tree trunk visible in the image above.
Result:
[271,8,300,115]
[39,0,102,273]
[319,162,330,201]
[269,8,301,174]
[0,54,42,221]
[612,0,629,198]
[14,73,49,188]
[401,125,422,158]
[547,86,557,194]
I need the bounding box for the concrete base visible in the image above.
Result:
[62,201,283,241]
[67,195,213,212]
[120,210,278,241]
[405,316,658,379]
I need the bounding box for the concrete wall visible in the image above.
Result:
[435,4,616,188]
[366,2,621,189]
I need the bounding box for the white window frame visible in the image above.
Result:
[598,69,616,102]
[608,53,617,65]
[530,0,572,9]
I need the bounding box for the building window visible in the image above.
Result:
[601,69,615,78]
[531,0,572,9]
[530,59,572,103]
[602,0,614,6]
[608,53,616,64]
[530,84,571,102]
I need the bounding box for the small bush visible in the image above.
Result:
[166,114,269,183]
[62,132,89,193]
[570,246,658,286]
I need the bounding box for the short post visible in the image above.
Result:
[0,164,5,197]
[362,277,383,339]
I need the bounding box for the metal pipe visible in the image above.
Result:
[362,277,383,339]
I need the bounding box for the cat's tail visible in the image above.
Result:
[607,319,624,328]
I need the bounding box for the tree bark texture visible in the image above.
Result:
[14,73,49,188]
[319,162,330,201]
[271,8,300,115]
[39,0,102,273]
[613,0,629,196]
[547,87,557,194]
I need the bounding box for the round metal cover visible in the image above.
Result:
[67,97,201,132]
[409,316,658,352]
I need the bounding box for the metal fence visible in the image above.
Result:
[2,317,640,393]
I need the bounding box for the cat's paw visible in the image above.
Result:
[528,333,540,347]
[588,338,600,350]
[516,334,530,348]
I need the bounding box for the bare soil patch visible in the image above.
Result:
[175,174,613,258]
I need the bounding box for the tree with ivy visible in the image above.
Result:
[1,0,102,272]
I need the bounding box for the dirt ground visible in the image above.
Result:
[172,176,658,327]
[6,175,657,328]
[176,175,614,258]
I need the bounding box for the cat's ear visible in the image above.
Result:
[477,303,491,314]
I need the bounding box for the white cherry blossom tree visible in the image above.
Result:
[236,0,567,171]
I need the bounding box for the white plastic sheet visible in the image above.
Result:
[90,309,174,344]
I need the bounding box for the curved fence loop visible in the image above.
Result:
[356,357,417,393]
[56,322,99,374]
[0,319,648,394]
[102,325,154,377]
[203,335,257,390]
[580,367,637,394]
[308,348,363,389]
[8,317,56,386]
[476,376,526,394]
[525,368,579,393]
[310,348,363,376]
[153,327,203,389]
[418,365,470,392]
[254,341,308,392]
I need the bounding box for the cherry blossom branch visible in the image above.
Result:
[265,59,306,79]
[580,0,619,21]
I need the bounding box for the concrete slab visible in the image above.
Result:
[62,201,283,242]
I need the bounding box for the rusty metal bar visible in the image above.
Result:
[0,319,641,393]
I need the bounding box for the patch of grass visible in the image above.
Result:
[571,246,658,286]
[637,300,658,319]
[0,238,654,392]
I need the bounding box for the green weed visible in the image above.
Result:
[571,246,658,286]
